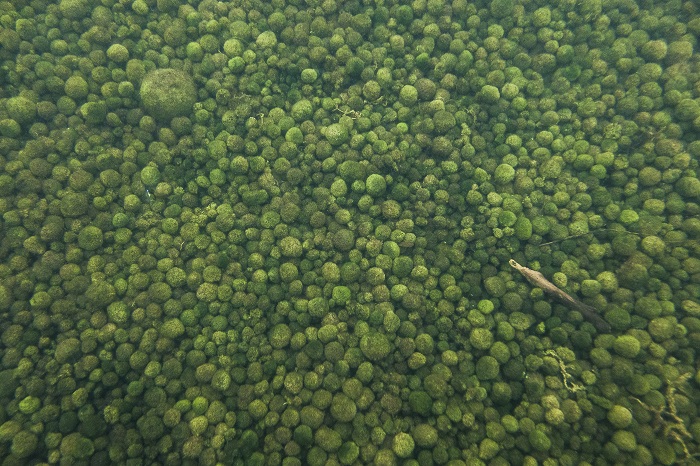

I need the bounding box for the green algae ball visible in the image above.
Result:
[470,327,494,350]
[269,323,292,349]
[412,424,438,448]
[5,96,36,124]
[140,165,161,186]
[366,174,386,197]
[140,68,197,121]
[494,163,515,183]
[330,393,357,422]
[59,0,90,19]
[607,405,633,429]
[360,332,391,361]
[65,75,89,99]
[528,429,551,451]
[399,85,418,105]
[325,123,349,146]
[392,432,415,458]
[291,99,313,121]
[78,225,103,251]
[11,430,38,458]
[613,335,641,358]
[476,355,500,380]
[161,318,185,339]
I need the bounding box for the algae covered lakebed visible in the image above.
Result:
[1,0,700,464]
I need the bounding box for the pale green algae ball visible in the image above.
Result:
[325,123,349,146]
[494,163,515,183]
[412,424,438,447]
[256,30,277,48]
[140,68,197,121]
[77,226,103,251]
[360,332,391,361]
[392,432,415,458]
[607,405,633,429]
[613,335,641,358]
[160,318,185,339]
[140,165,160,186]
[365,174,386,197]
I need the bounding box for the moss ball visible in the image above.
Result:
[607,405,633,429]
[399,85,418,105]
[494,163,515,184]
[648,317,676,342]
[528,429,551,452]
[412,424,438,448]
[77,225,104,251]
[5,96,36,124]
[676,176,700,198]
[11,430,38,458]
[325,123,349,146]
[279,236,303,257]
[613,335,641,359]
[64,75,89,100]
[470,328,494,350]
[256,30,277,49]
[59,0,90,18]
[392,432,415,458]
[269,323,292,349]
[140,165,161,186]
[360,332,391,361]
[612,430,637,452]
[480,84,501,103]
[330,393,357,422]
[160,318,185,339]
[365,174,387,197]
[140,69,197,121]
[291,99,313,121]
[476,355,500,380]
[490,0,515,18]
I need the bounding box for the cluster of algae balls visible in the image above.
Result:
[1,0,700,463]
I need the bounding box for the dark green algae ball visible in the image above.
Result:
[140,68,197,121]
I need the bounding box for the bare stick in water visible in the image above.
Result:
[509,259,611,332]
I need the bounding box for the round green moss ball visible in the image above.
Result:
[59,0,90,18]
[360,332,391,361]
[528,429,551,452]
[140,68,197,121]
[65,75,89,100]
[392,432,415,458]
[77,225,103,251]
[140,165,161,187]
[269,323,292,349]
[5,96,36,124]
[470,328,494,350]
[494,163,515,184]
[325,123,349,146]
[613,335,641,358]
[607,405,633,429]
[399,85,418,105]
[160,318,185,339]
[365,173,387,197]
[412,424,438,448]
[330,393,357,422]
[291,99,313,121]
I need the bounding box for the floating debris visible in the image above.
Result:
[509,259,611,333]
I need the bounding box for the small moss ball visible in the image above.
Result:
[528,429,551,452]
[412,424,438,448]
[325,123,349,146]
[360,332,391,361]
[140,69,197,121]
[365,174,387,197]
[613,335,641,359]
[392,432,415,458]
[607,405,633,429]
[5,96,36,124]
[77,225,104,251]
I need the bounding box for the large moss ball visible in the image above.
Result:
[360,332,391,361]
[140,69,197,121]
